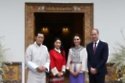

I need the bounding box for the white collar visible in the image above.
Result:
[34,42,42,47]
[96,40,100,44]
[93,40,100,46]
[54,48,61,53]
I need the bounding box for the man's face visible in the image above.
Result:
[91,30,99,42]
[36,33,44,45]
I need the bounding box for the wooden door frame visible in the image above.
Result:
[25,3,93,83]
[25,3,93,48]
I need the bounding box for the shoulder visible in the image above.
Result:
[69,47,74,51]
[68,47,74,53]
[42,44,47,48]
[99,41,108,49]
[80,46,85,50]
[41,45,48,50]
[49,49,55,53]
[86,42,93,47]
[26,44,34,50]
[82,46,86,50]
[100,41,108,46]
[26,44,35,53]
[49,49,58,57]
[80,46,87,52]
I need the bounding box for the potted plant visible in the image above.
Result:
[110,31,125,83]
[0,38,9,82]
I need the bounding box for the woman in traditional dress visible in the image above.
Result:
[67,34,87,83]
[49,38,66,83]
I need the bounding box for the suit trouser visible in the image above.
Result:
[89,73,105,83]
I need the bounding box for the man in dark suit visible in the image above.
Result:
[86,28,109,83]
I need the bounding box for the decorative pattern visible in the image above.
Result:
[2,62,22,83]
[25,3,93,47]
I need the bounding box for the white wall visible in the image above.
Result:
[0,0,125,64]
[0,0,24,62]
[0,0,125,83]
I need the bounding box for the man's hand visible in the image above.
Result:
[90,67,97,75]
[36,66,46,73]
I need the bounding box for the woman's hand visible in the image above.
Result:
[57,72,63,77]
[70,70,79,77]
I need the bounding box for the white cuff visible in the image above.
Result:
[27,61,38,71]
[66,64,70,70]
[62,65,66,72]
[51,67,59,76]
[43,63,50,72]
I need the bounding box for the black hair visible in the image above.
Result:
[73,33,82,40]
[35,32,44,37]
[53,37,61,43]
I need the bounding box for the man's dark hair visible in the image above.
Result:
[35,32,44,37]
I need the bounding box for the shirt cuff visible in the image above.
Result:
[43,63,50,72]
[51,67,59,76]
[27,61,39,71]
[62,65,66,72]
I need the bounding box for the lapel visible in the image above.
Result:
[90,42,94,55]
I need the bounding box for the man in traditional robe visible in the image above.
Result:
[25,33,50,83]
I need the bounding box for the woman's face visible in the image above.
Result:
[54,39,61,49]
[73,36,81,46]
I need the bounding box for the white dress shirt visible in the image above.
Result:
[93,40,100,47]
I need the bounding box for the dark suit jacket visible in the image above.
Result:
[86,40,109,75]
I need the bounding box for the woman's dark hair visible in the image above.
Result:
[73,33,82,40]
[53,37,61,44]
[53,37,65,56]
